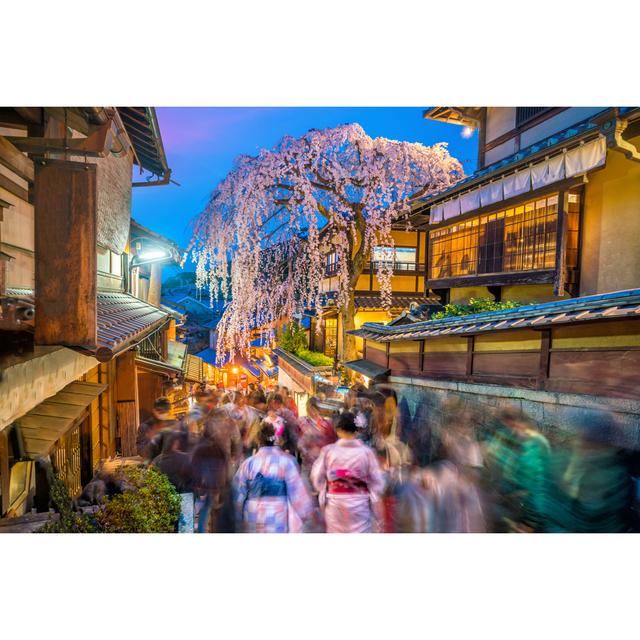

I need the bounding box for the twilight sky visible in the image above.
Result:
[131,107,478,274]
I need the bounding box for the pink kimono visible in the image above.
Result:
[310,439,386,533]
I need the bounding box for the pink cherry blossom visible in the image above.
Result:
[186,123,463,364]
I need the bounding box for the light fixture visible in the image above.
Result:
[231,366,239,375]
[461,126,475,139]
[129,243,172,270]
[137,248,169,261]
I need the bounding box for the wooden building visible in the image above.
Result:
[0,107,186,519]
[347,107,640,447]
[308,226,439,362]
[414,107,640,305]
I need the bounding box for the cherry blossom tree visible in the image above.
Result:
[186,123,463,364]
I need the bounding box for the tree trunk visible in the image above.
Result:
[340,289,358,365]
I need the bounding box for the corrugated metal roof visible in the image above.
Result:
[351,289,640,342]
[6,289,169,361]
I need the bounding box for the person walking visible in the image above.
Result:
[311,411,385,533]
[135,397,178,460]
[191,427,228,533]
[298,396,337,475]
[232,421,312,533]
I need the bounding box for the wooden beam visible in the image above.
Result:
[34,158,97,347]
[428,269,555,290]
[0,172,29,202]
[13,107,43,125]
[6,120,113,158]
[0,135,35,182]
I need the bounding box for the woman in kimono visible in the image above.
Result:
[232,421,312,533]
[311,411,386,533]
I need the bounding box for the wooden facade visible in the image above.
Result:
[0,107,180,517]
[366,317,640,401]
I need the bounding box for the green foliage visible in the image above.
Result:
[37,477,98,533]
[95,466,182,534]
[296,348,334,367]
[278,320,332,367]
[279,321,308,355]
[430,297,523,320]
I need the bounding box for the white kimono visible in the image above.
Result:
[311,438,385,533]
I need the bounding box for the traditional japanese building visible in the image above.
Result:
[0,107,187,520]
[310,225,438,362]
[349,107,640,445]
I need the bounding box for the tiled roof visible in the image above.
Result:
[351,289,640,342]
[6,289,169,361]
[354,293,440,310]
[318,291,439,311]
[344,359,390,379]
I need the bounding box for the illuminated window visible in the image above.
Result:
[429,193,559,280]
[372,246,417,270]
[324,318,338,358]
[325,251,338,275]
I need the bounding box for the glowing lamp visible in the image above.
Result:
[461,126,475,139]
[232,367,239,375]
[137,248,169,261]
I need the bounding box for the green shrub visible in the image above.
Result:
[279,321,308,355]
[37,477,98,533]
[430,297,522,320]
[296,348,334,367]
[95,466,182,533]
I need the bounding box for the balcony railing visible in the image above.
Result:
[324,261,425,277]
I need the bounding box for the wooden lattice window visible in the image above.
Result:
[515,107,554,128]
[429,194,559,280]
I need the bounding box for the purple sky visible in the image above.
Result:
[131,107,478,275]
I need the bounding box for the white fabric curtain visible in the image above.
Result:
[459,188,481,214]
[430,203,444,223]
[479,179,503,207]
[564,136,606,178]
[531,153,566,190]
[443,197,461,220]
[502,167,531,199]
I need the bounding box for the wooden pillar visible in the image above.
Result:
[115,351,139,456]
[148,262,162,306]
[553,191,568,297]
[34,159,97,347]
[466,336,475,378]
[419,339,425,373]
[167,318,176,342]
[415,230,421,292]
[537,329,551,390]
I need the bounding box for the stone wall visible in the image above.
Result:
[385,375,640,457]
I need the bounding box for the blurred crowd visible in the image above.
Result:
[127,381,640,533]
